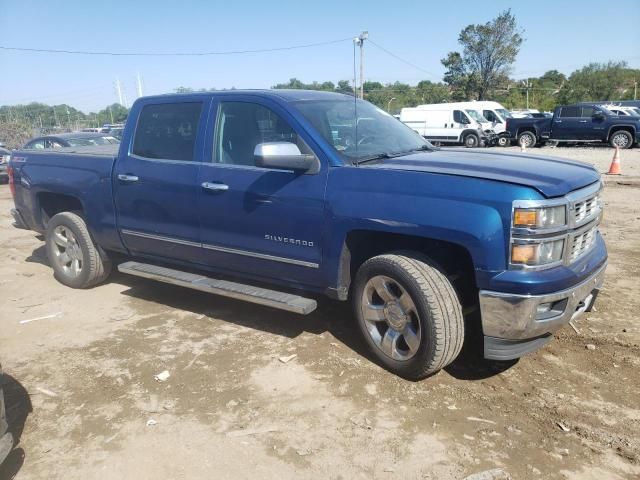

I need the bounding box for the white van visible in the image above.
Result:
[400,104,492,147]
[443,101,512,135]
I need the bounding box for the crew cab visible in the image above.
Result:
[506,103,640,149]
[8,90,607,379]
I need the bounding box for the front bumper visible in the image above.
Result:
[479,261,607,359]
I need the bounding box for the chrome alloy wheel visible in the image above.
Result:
[612,132,630,148]
[51,225,83,277]
[360,275,421,361]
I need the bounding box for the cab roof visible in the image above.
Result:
[139,89,353,103]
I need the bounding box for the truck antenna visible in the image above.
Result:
[353,37,359,164]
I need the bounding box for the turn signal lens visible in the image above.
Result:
[511,239,565,266]
[511,244,537,264]
[513,209,537,227]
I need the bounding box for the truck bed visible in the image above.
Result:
[10,144,121,251]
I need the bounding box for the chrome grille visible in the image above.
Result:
[572,192,601,227]
[570,225,598,261]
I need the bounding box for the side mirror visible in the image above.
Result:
[592,111,605,120]
[254,142,319,174]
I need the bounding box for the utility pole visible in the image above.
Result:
[357,31,368,99]
[136,73,144,98]
[522,79,531,109]
[108,105,114,124]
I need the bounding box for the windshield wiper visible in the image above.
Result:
[354,145,434,165]
[353,152,394,165]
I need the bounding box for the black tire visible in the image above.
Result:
[609,130,633,149]
[518,131,536,148]
[463,133,480,148]
[45,212,111,289]
[497,136,509,147]
[352,253,464,380]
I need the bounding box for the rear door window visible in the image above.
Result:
[133,102,203,161]
[560,106,579,118]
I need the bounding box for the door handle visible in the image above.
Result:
[554,120,562,123]
[201,182,229,192]
[579,120,588,123]
[118,174,139,182]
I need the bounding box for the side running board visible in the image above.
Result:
[118,261,317,315]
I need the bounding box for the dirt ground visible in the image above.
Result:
[0,146,639,480]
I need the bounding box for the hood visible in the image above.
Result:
[361,149,600,197]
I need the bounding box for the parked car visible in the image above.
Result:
[0,364,14,466]
[22,132,120,149]
[8,90,607,379]
[602,105,640,117]
[106,127,124,140]
[506,103,640,149]
[400,104,493,147]
[0,146,10,182]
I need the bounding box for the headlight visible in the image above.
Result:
[511,238,565,266]
[513,205,566,229]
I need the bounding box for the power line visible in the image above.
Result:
[368,40,439,78]
[0,38,352,57]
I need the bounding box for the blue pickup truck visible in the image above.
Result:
[506,103,640,149]
[8,90,607,379]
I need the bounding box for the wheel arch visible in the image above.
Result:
[607,125,635,141]
[36,191,85,229]
[332,231,478,308]
[516,127,538,138]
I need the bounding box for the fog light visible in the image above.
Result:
[536,302,553,315]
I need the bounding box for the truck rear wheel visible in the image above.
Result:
[352,253,464,380]
[45,212,111,289]
[609,130,633,149]
[463,133,480,148]
[518,131,536,148]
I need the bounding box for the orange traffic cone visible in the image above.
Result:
[607,146,621,175]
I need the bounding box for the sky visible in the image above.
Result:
[1,0,639,113]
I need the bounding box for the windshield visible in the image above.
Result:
[496,108,512,119]
[465,110,487,123]
[294,99,431,163]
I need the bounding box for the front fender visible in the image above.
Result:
[323,167,542,288]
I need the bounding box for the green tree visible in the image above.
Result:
[0,121,34,149]
[442,9,523,100]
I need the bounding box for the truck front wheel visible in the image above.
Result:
[45,212,111,289]
[609,130,633,149]
[352,253,464,380]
